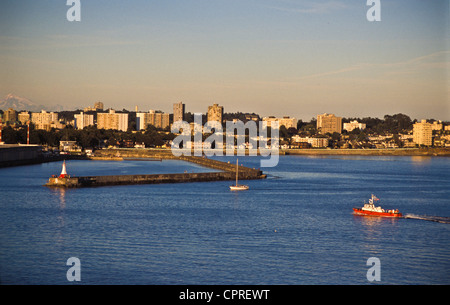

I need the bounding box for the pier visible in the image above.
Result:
[45,153,266,188]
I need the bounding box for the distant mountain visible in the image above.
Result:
[0,94,35,111]
[0,94,62,112]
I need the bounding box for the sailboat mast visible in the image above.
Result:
[236,158,238,186]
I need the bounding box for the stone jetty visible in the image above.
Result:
[45,152,266,188]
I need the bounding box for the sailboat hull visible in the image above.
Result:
[230,158,249,191]
[230,185,249,191]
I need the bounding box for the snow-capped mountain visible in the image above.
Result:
[0,94,65,112]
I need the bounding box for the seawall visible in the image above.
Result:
[46,170,265,188]
[45,153,265,188]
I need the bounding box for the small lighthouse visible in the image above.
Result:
[59,160,69,178]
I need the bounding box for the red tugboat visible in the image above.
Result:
[353,194,402,218]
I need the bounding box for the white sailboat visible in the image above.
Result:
[229,158,249,191]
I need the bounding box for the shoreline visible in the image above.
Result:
[280,148,450,157]
[1,147,449,169]
[96,147,450,158]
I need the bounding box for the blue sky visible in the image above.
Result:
[0,0,449,120]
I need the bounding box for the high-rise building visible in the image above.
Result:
[155,112,170,129]
[207,103,223,124]
[173,102,185,123]
[3,108,17,124]
[136,110,170,130]
[262,116,297,129]
[84,101,104,112]
[74,112,95,129]
[97,109,129,132]
[413,120,432,146]
[31,110,59,130]
[136,112,146,131]
[317,113,342,134]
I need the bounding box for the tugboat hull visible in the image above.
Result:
[353,208,403,218]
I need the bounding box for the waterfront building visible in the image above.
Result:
[173,102,185,123]
[97,109,129,132]
[59,141,81,153]
[343,120,366,132]
[413,120,432,146]
[31,110,59,130]
[317,113,342,134]
[292,135,329,148]
[136,110,170,130]
[74,112,95,130]
[262,116,297,129]
[207,103,223,124]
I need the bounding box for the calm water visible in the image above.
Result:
[0,155,449,285]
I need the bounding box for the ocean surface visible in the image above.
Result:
[0,155,449,285]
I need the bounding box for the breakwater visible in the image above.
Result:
[45,154,265,188]
[46,171,264,188]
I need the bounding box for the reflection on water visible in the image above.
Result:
[353,214,401,227]
[49,187,67,209]
[411,156,432,164]
[48,187,68,246]
[353,214,401,256]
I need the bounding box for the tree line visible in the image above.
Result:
[1,113,444,149]
[1,124,175,149]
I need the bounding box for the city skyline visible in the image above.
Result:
[0,0,449,121]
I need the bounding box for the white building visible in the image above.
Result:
[343,120,366,132]
[136,110,170,130]
[291,135,329,148]
[262,116,297,129]
[74,112,94,129]
[31,110,59,130]
[97,109,129,132]
[413,120,432,146]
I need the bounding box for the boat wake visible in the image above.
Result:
[403,214,450,224]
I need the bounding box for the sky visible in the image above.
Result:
[0,0,449,121]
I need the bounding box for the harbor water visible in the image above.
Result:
[0,155,449,284]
